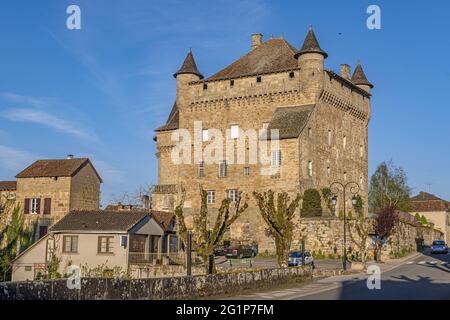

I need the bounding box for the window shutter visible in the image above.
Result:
[24,199,30,214]
[44,198,51,215]
[36,198,41,214]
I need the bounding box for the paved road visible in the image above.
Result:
[228,251,450,300]
[215,257,342,271]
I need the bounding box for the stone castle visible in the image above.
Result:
[152,27,373,251]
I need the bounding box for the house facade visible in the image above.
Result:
[11,210,178,281]
[0,181,16,211]
[152,27,372,251]
[409,192,450,243]
[14,156,102,239]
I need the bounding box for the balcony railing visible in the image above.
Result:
[128,252,185,265]
[152,184,178,194]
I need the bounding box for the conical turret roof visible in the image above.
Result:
[295,26,328,59]
[173,50,204,79]
[351,62,373,88]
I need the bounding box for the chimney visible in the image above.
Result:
[252,33,263,50]
[67,154,74,160]
[340,64,351,80]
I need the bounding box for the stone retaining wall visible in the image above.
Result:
[0,267,312,300]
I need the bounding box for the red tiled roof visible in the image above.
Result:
[15,158,102,182]
[0,181,16,191]
[409,192,450,212]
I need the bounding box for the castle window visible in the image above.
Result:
[256,76,262,83]
[219,160,227,177]
[360,176,363,186]
[231,125,239,139]
[271,150,281,167]
[327,130,333,146]
[360,145,364,157]
[198,161,205,177]
[202,129,209,142]
[343,136,347,150]
[203,83,208,90]
[244,167,250,176]
[289,72,295,79]
[228,189,239,203]
[308,161,313,177]
[344,172,347,181]
[308,127,312,138]
[207,191,216,204]
[230,80,234,87]
[327,166,331,176]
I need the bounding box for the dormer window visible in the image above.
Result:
[230,80,234,87]
[203,83,208,90]
[289,72,295,79]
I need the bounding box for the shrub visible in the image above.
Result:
[301,189,323,217]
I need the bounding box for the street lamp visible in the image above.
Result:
[330,181,360,271]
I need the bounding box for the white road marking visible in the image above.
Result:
[418,261,427,265]
[428,261,438,265]
[406,261,414,265]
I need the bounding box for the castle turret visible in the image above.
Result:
[351,61,373,93]
[295,26,328,100]
[174,49,203,106]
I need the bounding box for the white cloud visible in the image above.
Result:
[0,145,39,173]
[2,108,98,142]
[1,92,51,109]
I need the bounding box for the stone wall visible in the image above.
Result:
[0,267,312,300]
[288,217,444,260]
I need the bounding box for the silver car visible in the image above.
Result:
[288,251,315,267]
[431,240,448,254]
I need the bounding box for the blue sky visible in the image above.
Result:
[0,0,449,205]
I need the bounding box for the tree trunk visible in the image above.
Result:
[204,254,215,275]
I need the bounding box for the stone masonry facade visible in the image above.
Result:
[153,28,373,252]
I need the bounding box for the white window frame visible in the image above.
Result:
[31,198,39,214]
[219,160,227,177]
[202,129,209,142]
[207,191,216,204]
[308,161,313,177]
[228,189,239,203]
[271,150,281,167]
[198,161,205,177]
[230,125,239,139]
[244,167,250,176]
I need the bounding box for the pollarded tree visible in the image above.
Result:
[253,190,302,268]
[346,196,372,263]
[175,185,248,274]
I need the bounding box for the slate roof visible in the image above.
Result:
[264,105,314,140]
[174,50,204,79]
[409,192,450,212]
[50,211,149,232]
[351,62,373,88]
[15,158,102,183]
[0,181,16,191]
[206,38,299,81]
[151,211,175,231]
[155,102,179,132]
[294,26,328,59]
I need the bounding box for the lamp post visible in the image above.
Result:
[330,181,360,271]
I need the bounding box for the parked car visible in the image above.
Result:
[214,245,227,256]
[224,245,254,259]
[288,251,315,267]
[430,240,448,254]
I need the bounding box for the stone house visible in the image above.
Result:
[11,210,178,281]
[0,181,16,210]
[408,192,450,243]
[152,27,373,252]
[14,156,102,240]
